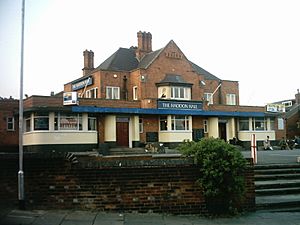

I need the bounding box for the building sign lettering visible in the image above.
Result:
[72,77,93,91]
[158,100,202,110]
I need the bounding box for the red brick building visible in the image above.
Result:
[0,98,19,151]
[16,31,286,152]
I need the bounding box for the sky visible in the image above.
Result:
[0,0,299,106]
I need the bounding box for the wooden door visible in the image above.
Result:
[218,123,227,141]
[116,122,129,147]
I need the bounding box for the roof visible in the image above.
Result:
[96,48,139,71]
[138,48,163,69]
[156,74,193,87]
[189,61,221,81]
[94,43,221,82]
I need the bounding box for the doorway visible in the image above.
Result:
[218,122,227,141]
[116,117,129,147]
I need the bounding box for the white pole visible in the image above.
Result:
[18,0,25,210]
[251,134,257,164]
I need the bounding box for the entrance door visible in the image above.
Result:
[116,121,129,147]
[218,123,227,141]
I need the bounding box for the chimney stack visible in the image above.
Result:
[136,31,152,59]
[296,89,300,104]
[82,50,94,76]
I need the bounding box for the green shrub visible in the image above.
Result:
[178,137,247,214]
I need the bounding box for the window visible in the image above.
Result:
[226,94,236,105]
[239,118,249,131]
[25,116,31,132]
[133,86,138,100]
[106,86,120,99]
[252,117,266,131]
[171,115,189,131]
[203,120,208,133]
[88,117,97,130]
[171,87,190,100]
[278,118,284,130]
[7,117,14,131]
[86,88,98,98]
[34,113,49,130]
[55,113,82,131]
[139,118,143,133]
[160,116,168,131]
[270,118,275,130]
[204,93,213,104]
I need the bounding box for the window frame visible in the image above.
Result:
[226,93,236,105]
[204,92,213,104]
[106,86,120,100]
[6,117,14,131]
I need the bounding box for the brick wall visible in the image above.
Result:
[0,99,19,150]
[0,154,255,214]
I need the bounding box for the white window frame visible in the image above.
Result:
[7,117,14,131]
[171,115,190,131]
[226,94,236,105]
[133,86,138,100]
[106,86,120,99]
[33,113,49,131]
[203,120,208,133]
[252,117,266,131]
[204,93,213,104]
[55,113,82,131]
[139,118,143,133]
[88,116,97,130]
[170,86,190,100]
[86,87,98,99]
[239,118,250,131]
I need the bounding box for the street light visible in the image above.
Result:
[18,0,25,210]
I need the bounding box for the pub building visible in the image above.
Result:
[22,31,285,152]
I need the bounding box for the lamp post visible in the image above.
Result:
[18,0,25,210]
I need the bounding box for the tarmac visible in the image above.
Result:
[1,149,300,225]
[0,209,300,225]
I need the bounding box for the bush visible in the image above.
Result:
[178,137,247,214]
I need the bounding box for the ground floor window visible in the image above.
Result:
[239,118,249,131]
[55,113,82,130]
[160,116,168,131]
[171,115,189,131]
[88,117,97,130]
[252,117,266,131]
[139,118,143,133]
[34,113,49,130]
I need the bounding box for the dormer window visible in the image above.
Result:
[156,74,193,100]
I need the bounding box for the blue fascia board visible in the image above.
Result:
[72,106,266,117]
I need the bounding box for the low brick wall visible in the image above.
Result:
[0,154,255,214]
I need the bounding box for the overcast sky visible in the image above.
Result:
[0,0,299,106]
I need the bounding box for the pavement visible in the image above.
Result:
[0,209,300,225]
[242,148,300,164]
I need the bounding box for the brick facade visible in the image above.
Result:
[0,99,19,151]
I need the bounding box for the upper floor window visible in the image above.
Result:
[86,88,98,98]
[133,86,138,100]
[106,86,120,99]
[7,117,14,131]
[226,94,236,105]
[170,87,190,100]
[204,93,213,104]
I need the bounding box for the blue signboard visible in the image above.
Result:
[157,100,203,110]
[72,77,93,91]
